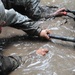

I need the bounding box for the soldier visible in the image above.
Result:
[0,0,48,75]
[0,0,66,75]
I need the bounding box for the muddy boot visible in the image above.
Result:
[0,55,22,75]
[8,56,22,71]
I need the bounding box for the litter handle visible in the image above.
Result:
[48,34,75,43]
[66,9,75,15]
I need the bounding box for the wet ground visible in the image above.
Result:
[0,0,75,75]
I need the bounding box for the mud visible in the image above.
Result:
[0,0,75,75]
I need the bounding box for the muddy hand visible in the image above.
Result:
[36,48,49,56]
[40,29,51,40]
[53,8,66,16]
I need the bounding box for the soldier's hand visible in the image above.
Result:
[40,29,51,40]
[53,8,66,16]
[36,48,49,56]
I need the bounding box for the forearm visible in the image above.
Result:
[20,21,42,36]
[10,12,42,36]
[25,5,56,20]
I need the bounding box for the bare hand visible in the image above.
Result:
[53,8,66,16]
[36,48,49,56]
[40,29,51,40]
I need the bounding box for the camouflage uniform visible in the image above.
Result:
[2,0,54,21]
[0,0,42,74]
[0,53,22,75]
[1,0,42,36]
[2,0,42,20]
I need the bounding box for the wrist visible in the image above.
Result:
[50,12,57,17]
[37,28,42,37]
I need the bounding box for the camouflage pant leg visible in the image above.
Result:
[0,54,21,75]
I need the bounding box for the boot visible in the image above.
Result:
[0,55,22,75]
[8,56,22,71]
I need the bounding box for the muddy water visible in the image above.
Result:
[0,0,75,75]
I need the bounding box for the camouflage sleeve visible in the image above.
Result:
[22,0,42,20]
[2,0,41,20]
[13,0,42,20]
[1,0,42,36]
[9,11,42,36]
[2,0,55,21]
[15,0,56,20]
